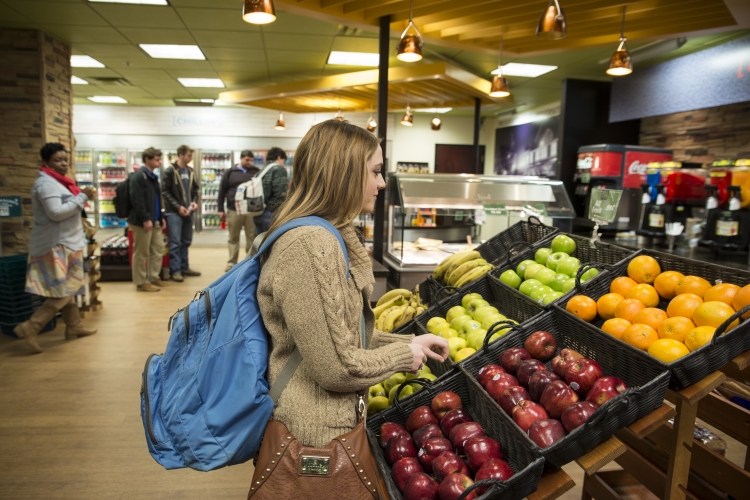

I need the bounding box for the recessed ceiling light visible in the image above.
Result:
[71,76,89,85]
[492,63,558,77]
[414,107,452,113]
[327,51,380,66]
[88,96,128,103]
[140,44,205,60]
[178,78,225,88]
[71,55,105,68]
[200,99,215,103]
[88,0,169,4]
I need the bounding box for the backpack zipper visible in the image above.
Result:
[193,289,211,328]
[141,353,158,445]
[167,308,183,332]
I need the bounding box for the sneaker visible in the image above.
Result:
[151,279,169,287]
[225,265,234,272]
[172,273,184,282]
[137,283,161,292]
[182,269,201,277]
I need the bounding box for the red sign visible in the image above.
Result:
[623,151,673,188]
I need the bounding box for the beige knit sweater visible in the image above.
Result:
[258,224,415,447]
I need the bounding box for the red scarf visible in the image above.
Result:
[40,166,81,195]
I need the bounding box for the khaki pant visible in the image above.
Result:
[131,222,165,286]
[227,210,255,265]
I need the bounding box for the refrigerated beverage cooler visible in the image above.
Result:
[95,150,129,229]
[198,151,232,230]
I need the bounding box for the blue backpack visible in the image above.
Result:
[140,216,350,471]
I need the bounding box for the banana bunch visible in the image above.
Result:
[373,287,426,333]
[433,250,494,288]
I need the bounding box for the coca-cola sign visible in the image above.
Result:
[628,160,648,176]
[623,151,672,188]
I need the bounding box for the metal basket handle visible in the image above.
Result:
[392,378,434,412]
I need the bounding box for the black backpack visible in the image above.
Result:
[114,171,139,219]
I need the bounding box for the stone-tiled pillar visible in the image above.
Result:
[0,29,73,255]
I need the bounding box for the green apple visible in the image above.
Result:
[481,314,508,330]
[530,286,554,303]
[418,364,432,375]
[411,372,437,391]
[458,332,467,340]
[516,259,537,278]
[499,270,522,289]
[450,315,473,331]
[561,278,577,293]
[368,383,386,398]
[383,372,407,393]
[473,306,500,323]
[438,328,459,340]
[367,396,390,416]
[546,252,569,271]
[453,347,477,362]
[448,337,468,359]
[426,317,449,333]
[524,263,545,280]
[467,329,488,351]
[461,293,483,309]
[542,291,564,305]
[457,319,482,336]
[551,234,577,254]
[388,384,414,404]
[557,257,581,278]
[549,273,569,292]
[519,279,543,296]
[431,323,451,336]
[446,306,469,324]
[467,299,490,314]
[535,247,553,265]
[581,267,600,283]
[534,268,557,286]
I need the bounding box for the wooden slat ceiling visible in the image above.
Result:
[278,0,738,55]
[219,62,509,112]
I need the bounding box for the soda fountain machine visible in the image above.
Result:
[701,159,750,255]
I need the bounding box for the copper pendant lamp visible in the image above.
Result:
[366,106,377,132]
[397,0,424,62]
[431,116,441,131]
[489,38,510,98]
[274,113,285,130]
[607,6,633,76]
[536,0,566,39]
[242,0,276,25]
[401,106,413,126]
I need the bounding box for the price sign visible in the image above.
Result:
[454,210,464,221]
[483,204,507,216]
[588,188,622,224]
[0,196,21,218]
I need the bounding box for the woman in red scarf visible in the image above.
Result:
[14,143,98,353]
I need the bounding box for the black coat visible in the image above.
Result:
[217,165,259,212]
[128,167,162,227]
[162,163,200,214]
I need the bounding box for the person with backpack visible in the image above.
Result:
[217,150,259,272]
[161,145,201,282]
[128,147,167,292]
[253,146,288,235]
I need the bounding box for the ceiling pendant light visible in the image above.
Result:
[334,109,344,121]
[607,6,633,76]
[275,104,285,130]
[536,0,566,39]
[366,106,377,132]
[242,0,276,25]
[397,0,423,62]
[431,116,441,131]
[401,94,413,126]
[489,38,510,98]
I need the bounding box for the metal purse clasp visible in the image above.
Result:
[356,393,366,423]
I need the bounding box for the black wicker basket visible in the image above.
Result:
[475,217,559,268]
[556,249,750,390]
[366,369,545,500]
[459,308,670,468]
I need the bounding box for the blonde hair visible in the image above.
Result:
[264,119,379,253]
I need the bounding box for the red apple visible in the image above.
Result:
[561,401,599,433]
[565,358,605,397]
[431,451,470,483]
[528,419,566,449]
[528,370,562,402]
[498,386,532,416]
[512,400,549,432]
[499,347,532,374]
[586,376,628,407]
[448,421,485,455]
[379,422,410,449]
[418,437,453,474]
[385,434,418,466]
[516,359,547,388]
[539,380,580,419]
[551,348,584,378]
[405,405,439,433]
[485,372,520,403]
[464,435,503,472]
[438,473,476,500]
[440,408,474,437]
[404,472,440,500]
[474,458,514,492]
[524,331,558,361]
[477,364,506,387]
[431,391,463,419]
[413,423,444,449]
[392,456,424,492]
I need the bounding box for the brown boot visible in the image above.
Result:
[13,302,60,353]
[61,302,97,340]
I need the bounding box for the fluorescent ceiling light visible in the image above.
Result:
[327,51,380,66]
[88,0,168,4]
[178,78,225,88]
[71,55,105,68]
[414,107,452,113]
[87,96,128,103]
[71,76,89,85]
[140,44,205,60]
[492,63,557,77]
[200,99,215,103]
[213,99,233,106]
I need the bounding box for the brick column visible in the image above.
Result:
[0,29,73,255]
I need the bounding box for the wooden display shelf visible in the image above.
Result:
[528,468,575,500]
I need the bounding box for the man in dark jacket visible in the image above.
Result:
[218,149,259,272]
[129,147,167,292]
[161,144,201,282]
[254,146,289,235]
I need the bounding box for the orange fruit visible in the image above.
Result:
[614,299,646,323]
[610,276,638,297]
[674,275,712,298]
[632,307,668,331]
[657,316,695,342]
[685,326,717,352]
[732,284,750,318]
[566,295,598,322]
[601,318,631,340]
[648,339,690,363]
[704,283,740,306]
[622,323,659,351]
[597,293,624,320]
[626,284,660,307]
[692,301,740,332]
[627,256,661,284]
[666,293,703,319]
[654,271,685,300]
